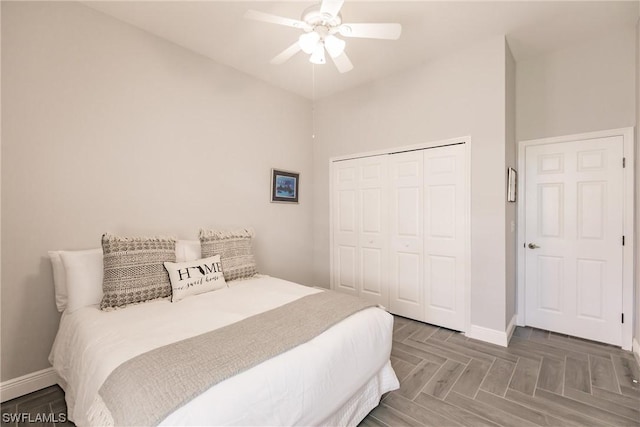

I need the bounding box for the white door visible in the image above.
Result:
[332,159,359,296]
[331,157,389,306]
[358,156,389,306]
[524,137,624,345]
[423,145,466,331]
[389,151,424,320]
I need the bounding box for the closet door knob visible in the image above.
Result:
[528,243,540,249]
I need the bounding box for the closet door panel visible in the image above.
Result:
[423,145,466,330]
[332,160,359,296]
[427,185,456,238]
[389,152,424,320]
[358,156,389,306]
[336,246,357,292]
[427,255,456,309]
[396,253,421,302]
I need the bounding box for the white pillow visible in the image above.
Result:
[49,243,198,311]
[48,251,67,312]
[164,255,226,302]
[60,249,104,313]
[175,240,201,262]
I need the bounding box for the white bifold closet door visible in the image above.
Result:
[388,145,466,330]
[389,151,424,319]
[332,144,466,331]
[332,156,389,306]
[422,146,466,331]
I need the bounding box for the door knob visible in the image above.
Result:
[528,243,540,249]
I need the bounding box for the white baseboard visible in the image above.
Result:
[465,321,512,347]
[505,314,517,345]
[0,368,59,402]
[633,338,640,367]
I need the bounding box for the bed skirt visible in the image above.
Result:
[318,360,399,427]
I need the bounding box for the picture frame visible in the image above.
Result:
[507,167,517,202]
[271,169,299,203]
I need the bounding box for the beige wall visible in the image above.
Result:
[1,2,313,381]
[636,15,640,354]
[312,36,509,333]
[505,41,517,327]
[517,29,636,142]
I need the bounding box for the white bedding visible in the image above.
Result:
[49,276,399,426]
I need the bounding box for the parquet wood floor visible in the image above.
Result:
[361,316,640,427]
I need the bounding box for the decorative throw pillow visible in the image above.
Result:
[101,233,176,310]
[164,255,227,302]
[199,228,258,281]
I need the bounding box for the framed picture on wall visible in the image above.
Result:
[271,169,299,203]
[507,167,517,202]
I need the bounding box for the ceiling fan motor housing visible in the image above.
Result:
[301,4,342,31]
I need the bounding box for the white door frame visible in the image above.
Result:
[516,127,635,350]
[330,136,471,333]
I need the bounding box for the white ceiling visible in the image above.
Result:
[84,1,639,100]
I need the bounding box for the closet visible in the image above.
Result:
[330,142,467,331]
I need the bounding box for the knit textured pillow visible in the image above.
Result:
[199,228,257,281]
[101,233,176,309]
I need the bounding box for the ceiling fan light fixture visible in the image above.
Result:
[245,0,402,72]
[309,43,326,64]
[324,34,345,58]
[298,31,321,54]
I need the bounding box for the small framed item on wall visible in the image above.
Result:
[271,169,299,203]
[507,167,517,202]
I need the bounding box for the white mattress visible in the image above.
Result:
[49,276,398,426]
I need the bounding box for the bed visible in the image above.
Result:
[49,271,399,426]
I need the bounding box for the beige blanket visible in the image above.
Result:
[97,290,376,426]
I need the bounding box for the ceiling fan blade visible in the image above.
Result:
[330,51,354,73]
[320,0,344,18]
[270,42,302,65]
[244,10,310,30]
[339,23,402,40]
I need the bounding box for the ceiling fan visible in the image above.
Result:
[244,0,402,73]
